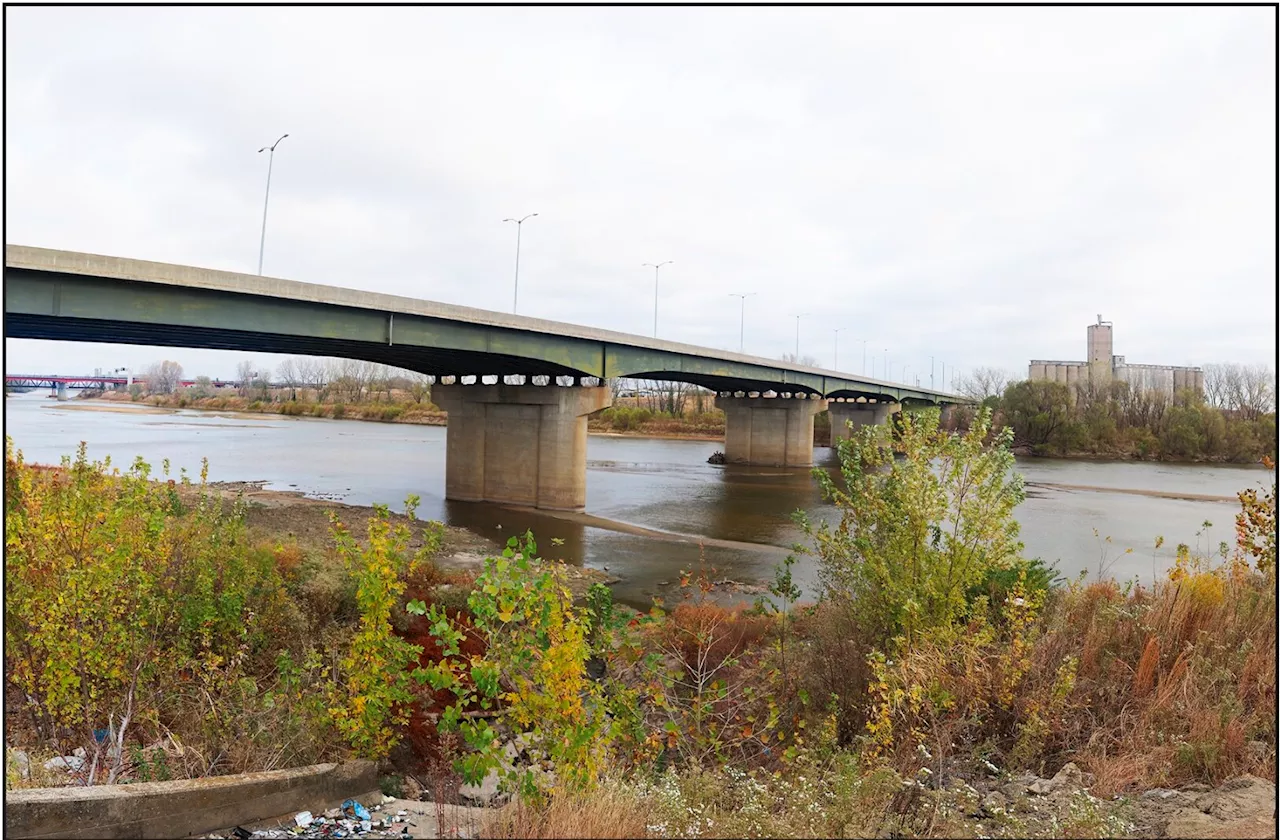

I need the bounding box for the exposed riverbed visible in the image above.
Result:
[5,392,1271,609]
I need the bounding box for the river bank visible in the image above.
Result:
[202,479,620,599]
[74,390,728,442]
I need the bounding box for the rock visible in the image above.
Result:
[459,768,506,806]
[1141,788,1181,801]
[1028,761,1088,796]
[1195,775,1276,822]
[980,791,1009,817]
[71,747,87,759]
[502,741,520,763]
[8,748,31,780]
[1167,810,1276,840]
[1000,781,1026,800]
[43,755,85,772]
[1166,808,1228,838]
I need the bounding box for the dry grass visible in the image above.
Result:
[482,784,649,839]
[1039,556,1276,796]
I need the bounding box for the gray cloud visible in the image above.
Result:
[5,6,1275,383]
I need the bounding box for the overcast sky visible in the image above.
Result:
[4,6,1276,385]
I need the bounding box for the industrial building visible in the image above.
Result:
[1029,316,1203,396]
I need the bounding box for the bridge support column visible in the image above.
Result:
[56,382,69,401]
[828,401,900,447]
[433,384,611,511]
[715,394,828,467]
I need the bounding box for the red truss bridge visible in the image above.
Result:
[5,374,236,389]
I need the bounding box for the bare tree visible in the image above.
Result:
[144,360,184,395]
[276,358,302,389]
[327,359,380,403]
[1235,364,1277,420]
[958,367,1015,401]
[1203,362,1277,418]
[295,357,329,390]
[235,360,257,397]
[780,352,822,368]
[1202,363,1235,410]
[403,371,433,405]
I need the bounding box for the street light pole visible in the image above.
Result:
[729,293,755,353]
[643,261,673,338]
[503,213,538,314]
[257,133,289,275]
[793,313,809,360]
[833,327,847,370]
[930,355,935,390]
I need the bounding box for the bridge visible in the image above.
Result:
[5,374,238,389]
[5,245,967,511]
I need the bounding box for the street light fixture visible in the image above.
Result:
[503,213,538,314]
[833,327,847,371]
[793,314,809,360]
[729,293,756,353]
[643,261,673,338]
[257,133,289,275]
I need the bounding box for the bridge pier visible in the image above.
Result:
[433,383,612,511]
[828,401,901,447]
[715,393,828,467]
[56,382,69,401]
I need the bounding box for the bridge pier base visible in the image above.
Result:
[56,382,69,401]
[715,394,828,467]
[828,401,900,447]
[434,384,611,511]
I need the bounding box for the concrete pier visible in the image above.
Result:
[433,384,611,511]
[828,401,901,446]
[716,394,828,467]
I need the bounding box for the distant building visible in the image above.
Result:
[1029,316,1203,396]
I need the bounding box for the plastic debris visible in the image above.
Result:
[341,799,372,821]
[293,812,313,828]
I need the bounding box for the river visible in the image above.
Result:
[4,391,1271,609]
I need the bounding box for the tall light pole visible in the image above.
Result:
[257,133,288,275]
[793,313,809,360]
[833,327,847,370]
[503,213,538,314]
[729,292,755,353]
[643,261,672,338]
[930,355,935,390]
[903,365,911,386]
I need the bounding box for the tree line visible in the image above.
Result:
[951,363,1276,462]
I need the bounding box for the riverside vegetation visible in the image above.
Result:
[83,354,1273,461]
[4,408,1276,837]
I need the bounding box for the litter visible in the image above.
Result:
[293,812,313,828]
[341,799,372,821]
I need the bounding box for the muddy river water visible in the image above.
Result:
[5,392,1272,609]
